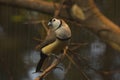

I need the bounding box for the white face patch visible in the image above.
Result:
[51,18,61,30]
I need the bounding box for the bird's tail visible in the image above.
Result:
[36,51,48,72]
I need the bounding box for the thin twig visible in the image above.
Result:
[33,37,42,42]
[34,46,68,80]
[64,61,72,80]
[65,61,72,74]
[24,20,48,24]
[65,53,78,68]
[41,20,49,33]
[53,0,65,17]
[67,49,90,80]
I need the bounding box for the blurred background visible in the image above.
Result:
[0,0,120,80]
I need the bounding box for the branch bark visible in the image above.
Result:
[34,47,68,80]
[0,0,54,14]
[86,0,120,51]
[0,0,69,18]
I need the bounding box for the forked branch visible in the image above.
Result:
[34,46,68,80]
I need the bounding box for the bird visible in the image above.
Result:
[35,18,71,73]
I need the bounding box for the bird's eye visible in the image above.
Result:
[53,19,55,22]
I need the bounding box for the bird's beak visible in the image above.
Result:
[48,22,52,26]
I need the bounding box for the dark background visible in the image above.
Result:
[0,0,120,80]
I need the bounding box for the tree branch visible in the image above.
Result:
[0,0,69,18]
[86,0,120,51]
[1,0,120,51]
[34,46,68,80]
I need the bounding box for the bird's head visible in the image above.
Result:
[48,18,62,30]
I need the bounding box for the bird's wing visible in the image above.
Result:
[38,29,56,50]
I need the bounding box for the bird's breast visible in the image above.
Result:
[41,39,69,55]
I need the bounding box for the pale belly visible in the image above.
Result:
[41,39,69,55]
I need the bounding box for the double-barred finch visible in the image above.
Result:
[36,18,71,72]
